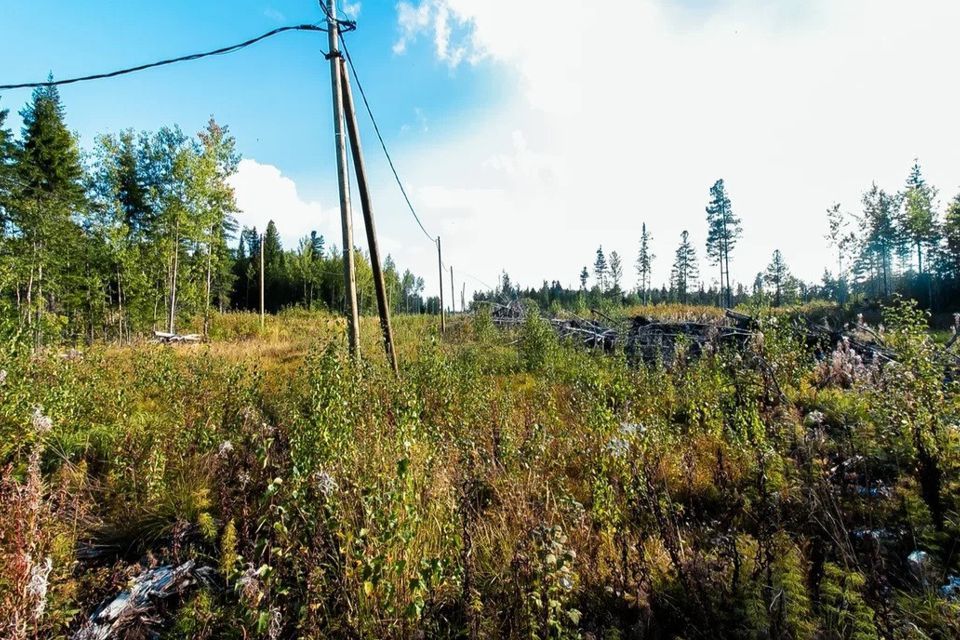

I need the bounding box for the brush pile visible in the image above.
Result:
[486,301,948,372]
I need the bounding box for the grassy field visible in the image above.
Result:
[2,303,959,639]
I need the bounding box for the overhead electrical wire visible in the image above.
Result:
[338,41,437,244]
[328,14,495,294]
[0,7,494,295]
[0,24,328,91]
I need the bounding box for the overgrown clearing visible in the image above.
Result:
[2,303,960,639]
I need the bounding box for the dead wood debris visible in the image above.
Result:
[486,302,956,372]
[151,331,202,344]
[73,560,214,640]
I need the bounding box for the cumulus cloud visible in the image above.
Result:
[229,159,336,248]
[387,0,960,293]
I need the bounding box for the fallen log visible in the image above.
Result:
[151,331,202,344]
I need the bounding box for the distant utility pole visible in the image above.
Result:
[437,237,446,334]
[339,56,398,374]
[461,283,465,314]
[327,0,361,356]
[259,232,265,330]
[450,266,455,314]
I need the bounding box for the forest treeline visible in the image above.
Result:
[0,86,435,344]
[477,173,960,314]
[3,85,960,344]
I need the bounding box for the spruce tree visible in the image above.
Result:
[764,249,791,306]
[635,223,654,304]
[15,82,87,338]
[594,246,608,291]
[671,230,699,304]
[609,250,623,297]
[943,193,960,281]
[902,160,938,277]
[859,183,898,298]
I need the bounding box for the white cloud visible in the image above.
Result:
[229,159,337,248]
[262,7,285,22]
[386,0,960,295]
[393,1,431,55]
[342,1,362,19]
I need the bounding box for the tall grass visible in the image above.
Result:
[0,306,958,638]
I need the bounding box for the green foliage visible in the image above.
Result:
[2,304,959,638]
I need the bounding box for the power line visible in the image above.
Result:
[336,31,495,296]
[338,38,437,243]
[0,25,328,91]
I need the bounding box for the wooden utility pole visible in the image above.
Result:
[259,232,265,330]
[327,0,361,356]
[461,283,466,314]
[450,265,455,314]
[437,237,446,334]
[339,57,399,374]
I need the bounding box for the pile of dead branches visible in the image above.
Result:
[624,313,755,366]
[489,301,526,327]
[485,301,960,378]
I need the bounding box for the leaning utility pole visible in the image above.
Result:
[437,237,446,334]
[339,57,399,374]
[450,265,455,314]
[327,0,361,356]
[259,232,265,330]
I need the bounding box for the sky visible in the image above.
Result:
[1,0,959,299]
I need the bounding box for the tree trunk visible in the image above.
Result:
[117,265,124,344]
[204,229,213,337]
[168,217,180,334]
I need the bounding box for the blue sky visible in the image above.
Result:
[2,1,959,299]
[0,1,500,197]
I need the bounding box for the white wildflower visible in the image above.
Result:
[218,440,234,457]
[0,369,7,384]
[27,556,53,619]
[31,407,53,435]
[313,470,338,497]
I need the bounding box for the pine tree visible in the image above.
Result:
[671,230,698,304]
[579,266,589,291]
[705,179,742,308]
[635,223,654,304]
[594,246,608,291]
